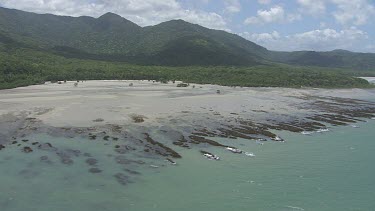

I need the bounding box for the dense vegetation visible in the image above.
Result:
[1,6,375,71]
[0,45,372,90]
[0,7,374,90]
[0,7,265,66]
[268,50,375,72]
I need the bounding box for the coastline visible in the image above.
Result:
[0,80,375,210]
[1,80,374,146]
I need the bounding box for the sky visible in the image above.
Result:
[0,0,374,53]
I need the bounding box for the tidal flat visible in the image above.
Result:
[0,80,375,210]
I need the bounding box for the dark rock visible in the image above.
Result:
[61,158,74,165]
[56,152,74,165]
[93,118,104,122]
[166,158,177,165]
[114,145,136,154]
[83,153,92,157]
[115,156,145,165]
[131,115,145,123]
[114,173,130,186]
[188,135,226,147]
[143,133,182,158]
[86,158,98,166]
[40,156,49,161]
[89,134,97,140]
[65,149,81,157]
[22,147,33,153]
[123,169,141,175]
[38,143,56,151]
[40,156,53,164]
[89,168,102,174]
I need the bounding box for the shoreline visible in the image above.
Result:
[1,80,374,141]
[0,80,375,185]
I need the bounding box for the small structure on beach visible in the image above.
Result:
[177,83,189,87]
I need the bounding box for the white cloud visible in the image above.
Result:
[224,0,241,13]
[297,0,375,26]
[244,5,299,25]
[0,0,228,30]
[240,31,280,43]
[240,27,369,52]
[297,0,326,15]
[258,0,271,4]
[331,0,375,26]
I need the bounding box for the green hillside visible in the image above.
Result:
[0,7,267,66]
[0,7,374,89]
[268,50,375,73]
[1,6,374,70]
[0,43,371,90]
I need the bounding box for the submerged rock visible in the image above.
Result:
[40,155,53,164]
[114,173,130,186]
[56,152,74,165]
[89,168,102,174]
[166,158,177,165]
[22,147,33,153]
[38,143,56,151]
[123,169,141,175]
[86,158,98,166]
[83,153,92,157]
[115,155,145,165]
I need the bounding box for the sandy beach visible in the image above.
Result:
[1,80,374,136]
[0,80,375,205]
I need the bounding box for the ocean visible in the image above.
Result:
[1,120,375,211]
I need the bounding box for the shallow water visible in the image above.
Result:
[1,121,375,211]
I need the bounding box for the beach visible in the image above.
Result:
[1,81,375,210]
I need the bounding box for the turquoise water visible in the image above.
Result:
[1,121,375,211]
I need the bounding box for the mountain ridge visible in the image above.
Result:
[0,6,374,70]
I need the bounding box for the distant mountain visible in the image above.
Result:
[268,50,375,71]
[0,7,266,66]
[0,6,374,70]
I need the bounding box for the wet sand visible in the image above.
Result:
[0,80,374,184]
[1,80,375,143]
[1,80,375,210]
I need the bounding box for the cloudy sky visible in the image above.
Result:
[0,0,374,52]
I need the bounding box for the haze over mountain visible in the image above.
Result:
[0,6,374,71]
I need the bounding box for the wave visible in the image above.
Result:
[316,128,329,133]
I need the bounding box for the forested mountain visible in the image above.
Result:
[0,7,267,66]
[268,50,375,71]
[1,6,374,70]
[0,7,374,89]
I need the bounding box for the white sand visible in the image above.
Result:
[0,80,374,128]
